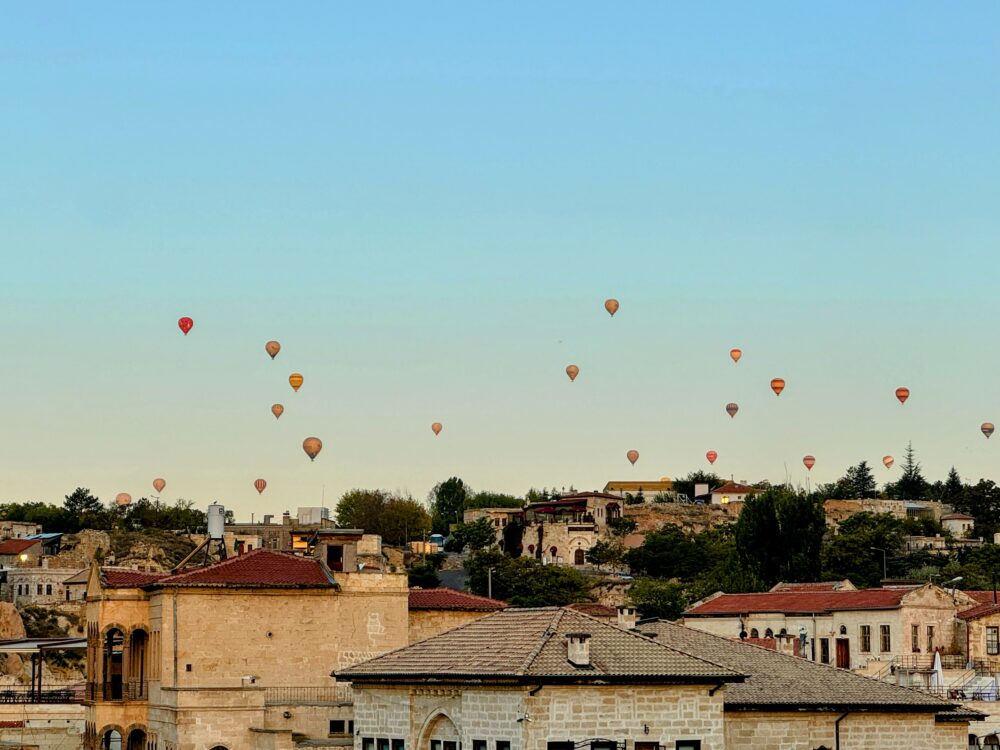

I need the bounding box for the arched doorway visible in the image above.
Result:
[100,728,122,750]
[420,712,460,750]
[128,629,148,699]
[125,727,146,750]
[574,548,585,565]
[103,628,125,700]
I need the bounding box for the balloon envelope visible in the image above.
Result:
[730,348,742,363]
[431,422,443,435]
[566,364,579,382]
[626,449,639,466]
[706,450,718,465]
[152,478,165,494]
[289,373,304,392]
[895,387,910,404]
[271,404,284,419]
[265,340,281,359]
[303,437,322,461]
[770,378,786,396]
[604,298,620,316]
[883,456,894,469]
[115,492,132,507]
[254,478,267,495]
[726,402,739,418]
[178,317,193,335]
[803,455,816,471]
[983,423,995,439]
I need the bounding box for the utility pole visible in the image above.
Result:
[488,567,495,600]
[871,547,887,581]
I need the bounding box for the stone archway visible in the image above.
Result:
[98,725,124,750]
[418,711,460,750]
[125,725,146,750]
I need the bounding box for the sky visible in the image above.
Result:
[1,2,998,519]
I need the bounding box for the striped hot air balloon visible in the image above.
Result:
[726,402,739,418]
[289,373,304,392]
[895,387,910,404]
[566,365,579,382]
[706,450,718,465]
[883,456,894,469]
[983,423,995,439]
[770,378,786,396]
[626,450,639,466]
[803,455,816,471]
[254,478,267,495]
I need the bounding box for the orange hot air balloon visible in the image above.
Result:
[706,450,718,465]
[604,298,620,317]
[726,402,739,418]
[178,317,193,335]
[115,492,132,507]
[626,450,639,466]
[770,378,786,396]
[265,340,281,359]
[803,455,816,471]
[289,373,304,392]
[883,455,894,469]
[983,423,995,439]
[431,422,443,436]
[895,387,910,404]
[254,478,267,495]
[271,404,284,419]
[566,364,579,382]
[152,478,166,494]
[303,437,322,461]
[730,348,742,363]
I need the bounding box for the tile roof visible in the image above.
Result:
[959,601,1000,621]
[685,589,909,616]
[339,607,743,684]
[965,591,1000,605]
[770,580,856,592]
[149,549,334,588]
[638,621,955,712]
[565,603,619,618]
[408,588,507,611]
[101,569,168,588]
[941,513,974,521]
[712,482,756,495]
[0,539,41,555]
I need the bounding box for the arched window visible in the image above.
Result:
[765,628,774,638]
[103,629,125,700]
[750,628,759,639]
[101,728,122,750]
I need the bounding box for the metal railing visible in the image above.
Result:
[86,680,148,702]
[0,683,85,704]
[264,684,354,705]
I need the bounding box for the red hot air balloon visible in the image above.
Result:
[152,478,166,494]
[770,378,786,396]
[803,455,816,471]
[983,423,995,439]
[178,317,194,335]
[431,422,443,436]
[883,455,894,469]
[730,348,742,363]
[566,365,579,382]
[706,450,718,465]
[895,387,910,404]
[726,402,739,418]
[254,478,267,495]
[626,450,639,466]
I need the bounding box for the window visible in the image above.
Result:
[443,742,457,750]
[66,589,71,601]
[912,624,920,652]
[363,739,375,750]
[764,628,773,638]
[987,627,999,656]
[880,625,891,653]
[592,742,616,750]
[927,625,935,652]
[392,740,404,750]
[45,584,52,596]
[676,742,702,750]
[474,742,487,750]
[750,628,759,639]
[497,743,511,750]
[431,742,441,750]
[820,638,830,665]
[860,625,871,653]
[378,738,390,750]
[330,721,348,735]
[548,744,574,750]
[36,584,42,595]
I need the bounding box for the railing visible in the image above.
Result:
[894,654,967,671]
[264,684,354,705]
[0,683,85,704]
[86,680,148,702]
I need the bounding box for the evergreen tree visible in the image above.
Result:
[843,461,877,498]
[941,467,964,506]
[896,442,928,501]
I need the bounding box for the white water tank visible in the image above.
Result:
[207,503,226,539]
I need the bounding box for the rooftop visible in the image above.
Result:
[712,482,757,495]
[940,513,975,521]
[769,580,857,593]
[0,538,41,555]
[101,568,168,588]
[685,588,913,616]
[408,587,507,612]
[565,603,619,618]
[150,548,334,589]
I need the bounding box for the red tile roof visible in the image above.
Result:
[770,581,856,593]
[965,591,1000,605]
[101,569,168,588]
[565,602,618,618]
[408,587,506,611]
[0,539,40,555]
[152,549,333,588]
[712,482,756,495]
[959,602,1000,621]
[686,589,909,616]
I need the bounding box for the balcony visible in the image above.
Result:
[87,680,148,702]
[264,684,353,706]
[0,683,84,704]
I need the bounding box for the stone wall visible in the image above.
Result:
[408,609,489,643]
[725,711,965,749]
[0,702,84,748]
[623,503,740,535]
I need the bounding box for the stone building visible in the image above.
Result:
[226,508,337,551]
[2,563,87,604]
[683,583,976,670]
[0,537,44,566]
[84,541,409,750]
[520,493,623,566]
[942,512,976,538]
[709,482,756,505]
[408,588,506,643]
[0,520,42,539]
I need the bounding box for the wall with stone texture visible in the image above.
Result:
[0,702,84,748]
[408,609,490,643]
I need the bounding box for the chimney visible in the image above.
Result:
[616,605,637,630]
[566,633,592,667]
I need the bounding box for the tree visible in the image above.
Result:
[407,562,440,589]
[735,491,782,584]
[336,489,392,533]
[672,472,722,501]
[607,517,638,536]
[733,488,826,587]
[335,489,431,545]
[448,518,497,552]
[940,467,964,506]
[625,525,705,580]
[464,492,523,510]
[585,540,625,571]
[429,477,471,533]
[822,512,906,587]
[465,550,592,606]
[958,479,1000,539]
[894,442,928,501]
[63,487,106,530]
[843,461,877,498]
[627,578,687,620]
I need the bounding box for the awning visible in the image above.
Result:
[0,637,87,654]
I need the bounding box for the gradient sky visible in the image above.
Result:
[2,2,998,519]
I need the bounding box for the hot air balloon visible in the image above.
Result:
[178,317,193,335]
[660,476,671,482]
[706,450,718,465]
[726,402,739,418]
[303,437,322,461]
[803,455,816,471]
[895,387,910,404]
[152,478,166,494]
[983,423,995,439]
[730,348,742,363]
[271,404,284,419]
[604,299,620,317]
[626,450,639,466]
[883,456,894,469]
[566,365,579,382]
[770,378,786,396]
[254,478,267,495]
[115,492,132,507]
[431,422,443,436]
[265,340,281,359]
[289,373,303,392]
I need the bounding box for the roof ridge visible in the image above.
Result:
[161,547,293,581]
[519,609,564,675]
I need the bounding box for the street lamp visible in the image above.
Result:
[870,547,887,581]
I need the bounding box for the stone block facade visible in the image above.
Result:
[408,609,486,643]
[725,711,966,749]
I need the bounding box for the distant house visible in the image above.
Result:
[0,538,43,566]
[520,492,624,566]
[408,587,506,643]
[941,512,975,538]
[603,479,675,500]
[770,580,857,592]
[0,520,42,540]
[3,565,87,604]
[25,532,63,557]
[710,481,756,505]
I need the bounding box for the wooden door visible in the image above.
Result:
[836,638,850,669]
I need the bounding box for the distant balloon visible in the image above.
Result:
[660,476,671,482]
[566,364,580,382]
[289,373,304,392]
[152,478,165,494]
[178,317,193,335]
[883,455,894,469]
[730,348,742,363]
[706,450,718,465]
[770,378,786,396]
[271,404,284,419]
[895,387,910,404]
[254,478,267,495]
[626,449,639,466]
[302,437,323,461]
[803,455,816,471]
[983,423,995,439]
[431,422,443,436]
[115,492,132,507]
[604,299,620,317]
[265,341,281,359]
[726,402,739,418]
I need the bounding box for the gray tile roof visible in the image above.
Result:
[338,608,742,684]
[637,620,956,712]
